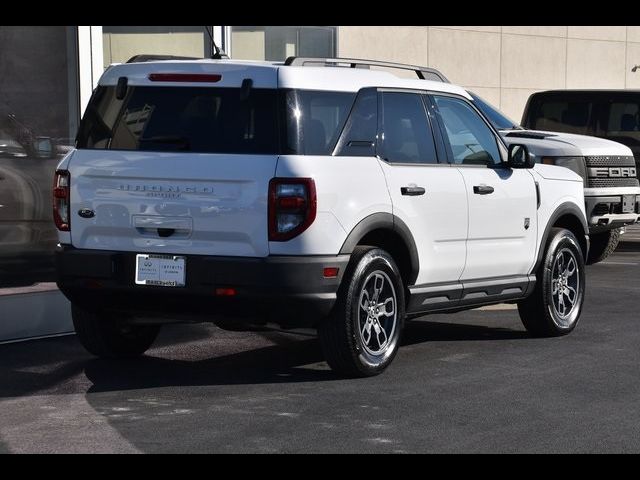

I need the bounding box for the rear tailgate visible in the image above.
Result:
[68,151,276,257]
[69,61,279,258]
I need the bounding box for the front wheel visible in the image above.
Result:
[318,247,405,377]
[587,228,621,265]
[518,228,586,337]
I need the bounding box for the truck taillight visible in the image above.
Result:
[53,170,70,231]
[268,178,316,241]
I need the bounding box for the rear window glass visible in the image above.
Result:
[77,86,280,154]
[77,86,356,156]
[528,99,593,135]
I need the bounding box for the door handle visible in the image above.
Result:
[473,185,494,195]
[401,186,426,196]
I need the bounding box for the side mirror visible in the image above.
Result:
[507,144,535,169]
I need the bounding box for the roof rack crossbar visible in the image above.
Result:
[284,56,449,83]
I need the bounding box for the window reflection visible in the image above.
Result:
[0,26,78,288]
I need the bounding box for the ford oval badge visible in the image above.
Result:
[78,208,95,219]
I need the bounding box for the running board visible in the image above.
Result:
[407,275,536,315]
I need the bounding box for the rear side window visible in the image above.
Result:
[379,92,438,164]
[527,98,593,135]
[77,86,279,154]
[334,88,377,157]
[284,90,355,155]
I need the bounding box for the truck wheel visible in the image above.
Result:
[586,228,621,265]
[72,304,160,358]
[318,247,405,377]
[518,228,586,337]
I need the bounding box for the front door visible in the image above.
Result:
[430,94,538,281]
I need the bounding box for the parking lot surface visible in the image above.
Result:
[1,227,639,453]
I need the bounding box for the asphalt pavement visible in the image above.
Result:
[0,227,639,453]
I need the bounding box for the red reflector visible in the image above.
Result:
[277,196,307,210]
[148,73,222,83]
[215,288,236,297]
[323,267,339,278]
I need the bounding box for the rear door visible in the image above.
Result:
[70,65,279,258]
[376,90,468,286]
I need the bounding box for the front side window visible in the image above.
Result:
[433,95,501,166]
[379,92,438,164]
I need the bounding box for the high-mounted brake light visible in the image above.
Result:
[53,170,70,231]
[148,73,222,83]
[268,178,317,241]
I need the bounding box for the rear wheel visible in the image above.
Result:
[72,304,160,358]
[318,247,405,377]
[518,228,586,337]
[587,228,621,265]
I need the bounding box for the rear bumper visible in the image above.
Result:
[55,245,349,327]
[585,195,640,232]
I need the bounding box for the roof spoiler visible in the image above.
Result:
[126,54,203,63]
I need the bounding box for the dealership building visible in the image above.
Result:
[2,25,640,341]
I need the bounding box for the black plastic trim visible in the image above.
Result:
[532,202,589,273]
[407,275,536,315]
[339,213,420,285]
[55,246,350,327]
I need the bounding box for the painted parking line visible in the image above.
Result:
[599,262,639,266]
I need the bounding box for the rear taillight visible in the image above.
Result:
[53,170,70,231]
[268,178,317,241]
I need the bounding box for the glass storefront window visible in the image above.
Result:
[0,26,79,288]
[102,26,215,67]
[231,26,336,61]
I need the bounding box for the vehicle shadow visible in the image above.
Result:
[84,319,529,393]
[616,240,640,252]
[403,319,529,344]
[0,318,530,397]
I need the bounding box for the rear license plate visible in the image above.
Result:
[622,195,636,214]
[135,254,186,287]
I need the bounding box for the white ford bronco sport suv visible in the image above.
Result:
[54,56,590,377]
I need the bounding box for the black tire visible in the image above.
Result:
[586,228,621,265]
[318,247,405,377]
[72,304,160,358]
[518,228,586,337]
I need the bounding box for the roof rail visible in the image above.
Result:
[284,56,449,83]
[126,54,202,63]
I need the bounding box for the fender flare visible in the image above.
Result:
[339,213,420,285]
[533,202,589,272]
